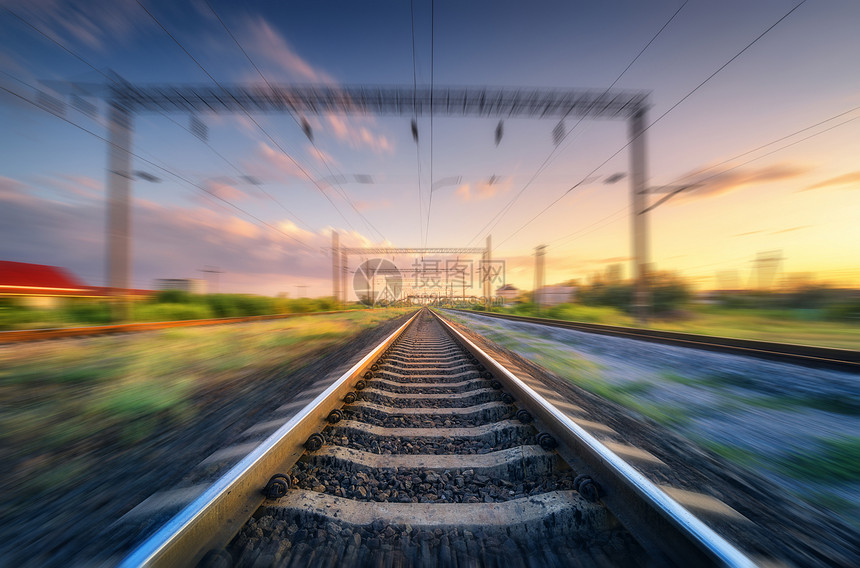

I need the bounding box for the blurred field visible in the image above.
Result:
[487,303,859,350]
[0,292,362,330]
[0,309,411,507]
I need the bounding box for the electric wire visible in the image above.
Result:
[202,0,387,242]
[0,80,316,252]
[465,0,690,248]
[135,0,362,234]
[492,0,809,248]
[549,104,860,250]
[423,0,435,248]
[410,0,424,246]
[2,4,316,233]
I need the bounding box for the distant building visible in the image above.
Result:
[154,278,207,294]
[496,284,519,305]
[535,285,576,307]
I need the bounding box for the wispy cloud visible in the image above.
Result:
[803,171,860,191]
[454,176,511,202]
[307,145,337,166]
[678,163,809,201]
[244,16,336,84]
[0,177,380,294]
[325,115,393,154]
[770,225,811,235]
[3,0,151,52]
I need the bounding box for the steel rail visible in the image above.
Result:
[118,310,420,568]
[445,309,860,372]
[0,309,373,344]
[433,310,757,568]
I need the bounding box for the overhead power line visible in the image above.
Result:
[0,80,316,252]
[491,0,809,248]
[203,0,387,242]
[135,0,363,235]
[465,0,690,248]
[2,4,315,233]
[424,0,436,249]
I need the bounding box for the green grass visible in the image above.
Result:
[485,303,860,350]
[776,437,860,483]
[0,308,413,498]
[694,438,761,467]
[733,393,860,416]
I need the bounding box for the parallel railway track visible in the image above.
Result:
[119,308,754,567]
[446,308,860,372]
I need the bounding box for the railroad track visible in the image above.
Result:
[446,308,860,372]
[119,308,754,567]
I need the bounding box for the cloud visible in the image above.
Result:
[677,163,810,201]
[354,199,391,212]
[244,17,336,84]
[325,115,393,154]
[2,0,152,51]
[308,145,337,166]
[0,176,34,204]
[770,225,811,235]
[803,171,860,191]
[0,178,381,295]
[733,230,762,237]
[251,142,306,181]
[455,176,511,202]
[203,179,249,202]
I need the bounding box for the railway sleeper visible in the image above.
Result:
[299,444,559,480]
[357,387,504,407]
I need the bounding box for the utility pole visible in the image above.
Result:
[341,251,348,304]
[197,265,224,294]
[106,101,133,322]
[629,107,649,325]
[332,231,340,304]
[483,235,492,310]
[534,245,546,313]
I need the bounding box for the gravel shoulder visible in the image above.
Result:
[440,309,860,568]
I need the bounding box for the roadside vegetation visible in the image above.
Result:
[0,309,410,508]
[449,277,859,349]
[0,292,357,330]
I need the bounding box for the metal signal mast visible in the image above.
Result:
[55,80,651,319]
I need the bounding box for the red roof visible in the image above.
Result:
[0,261,91,295]
[0,262,155,297]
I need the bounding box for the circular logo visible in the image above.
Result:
[353,259,403,306]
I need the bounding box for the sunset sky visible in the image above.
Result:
[1,0,859,298]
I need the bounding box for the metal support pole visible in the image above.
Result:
[341,252,348,303]
[534,245,546,313]
[332,231,340,304]
[629,107,650,324]
[106,101,133,322]
[484,235,492,310]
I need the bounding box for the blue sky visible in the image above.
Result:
[2,0,859,297]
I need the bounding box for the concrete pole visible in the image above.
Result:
[341,252,348,303]
[332,231,340,303]
[484,234,492,309]
[629,107,650,324]
[106,101,133,322]
[534,245,546,313]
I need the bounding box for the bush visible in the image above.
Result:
[825,299,860,322]
[577,272,689,315]
[155,290,193,304]
[61,301,112,325]
[133,303,214,322]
